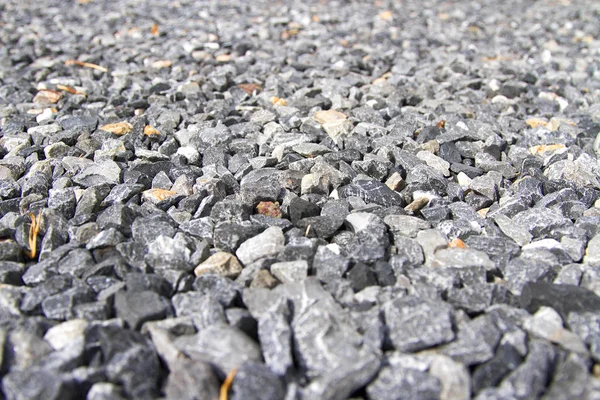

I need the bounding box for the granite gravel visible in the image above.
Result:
[1,0,600,399]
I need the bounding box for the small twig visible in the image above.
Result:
[219,367,237,400]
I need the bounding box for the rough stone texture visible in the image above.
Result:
[1,0,600,398]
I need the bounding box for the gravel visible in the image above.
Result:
[1,0,600,398]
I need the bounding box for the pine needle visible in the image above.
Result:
[25,211,42,259]
[219,367,237,400]
[65,59,108,73]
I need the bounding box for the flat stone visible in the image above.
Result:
[270,260,308,283]
[73,160,121,188]
[584,234,600,267]
[230,361,286,400]
[236,226,285,266]
[43,319,88,350]
[367,366,441,400]
[520,282,600,320]
[417,150,450,176]
[194,252,243,279]
[173,324,262,376]
[338,180,405,207]
[115,290,173,330]
[383,295,455,352]
[523,306,587,353]
[384,214,431,238]
[432,247,496,271]
[145,235,192,271]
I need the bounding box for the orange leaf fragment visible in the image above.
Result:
[100,121,133,135]
[151,23,159,36]
[151,60,172,69]
[33,89,63,104]
[215,54,232,62]
[144,189,177,202]
[529,143,566,155]
[238,83,262,95]
[448,238,466,249]
[525,118,548,129]
[143,125,160,136]
[219,367,237,400]
[270,96,287,106]
[436,120,446,129]
[379,10,393,20]
[65,59,108,73]
[25,211,43,259]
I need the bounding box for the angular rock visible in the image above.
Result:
[383,296,455,352]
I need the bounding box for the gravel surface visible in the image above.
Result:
[1,0,600,398]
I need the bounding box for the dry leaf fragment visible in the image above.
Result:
[100,121,133,135]
[525,118,548,129]
[379,10,393,20]
[312,15,320,23]
[256,201,282,218]
[27,108,57,115]
[219,367,237,400]
[238,83,262,95]
[151,23,159,36]
[215,54,232,62]
[25,211,43,259]
[448,238,466,249]
[477,208,489,218]
[436,120,446,129]
[143,125,160,136]
[270,96,287,106]
[151,60,172,69]
[142,189,177,202]
[529,143,566,155]
[65,59,108,73]
[314,109,347,124]
[33,89,63,104]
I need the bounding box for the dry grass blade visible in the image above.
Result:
[65,59,108,73]
[26,211,42,259]
[219,367,237,400]
[56,84,86,96]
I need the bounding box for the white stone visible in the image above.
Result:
[44,319,88,350]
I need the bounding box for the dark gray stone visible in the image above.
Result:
[20,275,71,314]
[174,323,262,376]
[114,290,173,330]
[2,368,74,400]
[383,296,455,352]
[520,283,600,320]
[498,339,555,399]
[366,366,441,400]
[258,300,293,377]
[164,359,220,400]
[338,180,405,207]
[230,361,286,400]
[41,284,95,320]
